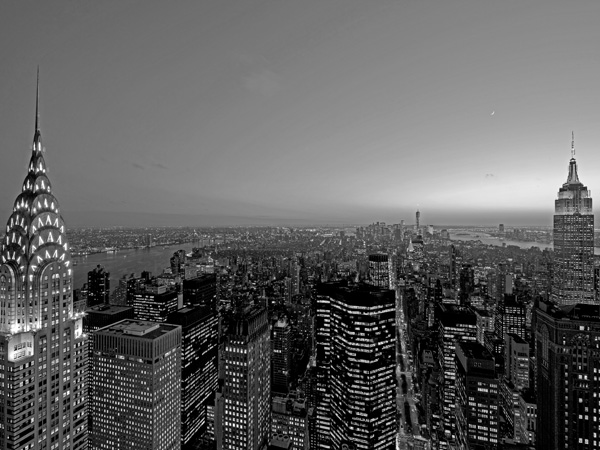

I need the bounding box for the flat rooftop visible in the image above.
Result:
[86,305,134,315]
[99,319,179,339]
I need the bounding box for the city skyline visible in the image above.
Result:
[2,1,600,227]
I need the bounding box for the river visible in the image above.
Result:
[72,244,196,292]
[450,231,600,255]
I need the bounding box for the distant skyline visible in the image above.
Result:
[2,1,600,227]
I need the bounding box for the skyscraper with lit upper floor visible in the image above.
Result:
[552,135,595,305]
[0,76,88,450]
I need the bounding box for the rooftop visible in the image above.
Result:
[99,319,179,339]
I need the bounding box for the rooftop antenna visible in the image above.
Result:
[571,131,575,158]
[35,66,40,132]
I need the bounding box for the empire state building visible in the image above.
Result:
[552,135,595,305]
[0,77,88,449]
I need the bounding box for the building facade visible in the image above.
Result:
[536,300,600,449]
[167,305,219,447]
[220,306,271,450]
[552,144,595,305]
[87,265,110,307]
[271,316,292,396]
[455,342,499,449]
[90,320,181,450]
[318,283,396,450]
[0,82,88,450]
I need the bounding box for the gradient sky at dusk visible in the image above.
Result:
[2,1,600,227]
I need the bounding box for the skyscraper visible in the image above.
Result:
[315,294,332,450]
[552,136,595,305]
[90,320,182,449]
[219,306,271,450]
[455,342,499,449]
[318,283,396,450]
[271,316,292,396]
[0,78,88,450]
[167,305,218,447]
[535,300,600,449]
[87,265,110,306]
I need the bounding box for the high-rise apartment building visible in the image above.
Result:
[90,320,181,449]
[552,139,595,305]
[455,342,500,449]
[87,265,110,306]
[219,306,270,450]
[535,300,600,449]
[272,316,292,395]
[0,80,88,450]
[317,283,396,450]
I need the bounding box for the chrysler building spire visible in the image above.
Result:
[0,74,88,449]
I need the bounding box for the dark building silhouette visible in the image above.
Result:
[87,264,110,306]
[168,306,218,448]
[552,137,595,305]
[535,300,600,449]
[0,80,88,450]
[437,305,477,442]
[455,342,499,449]
[182,273,217,309]
[272,316,292,396]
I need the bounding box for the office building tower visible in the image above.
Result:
[182,274,217,309]
[552,137,595,305]
[272,316,292,395]
[168,306,218,447]
[319,283,396,450]
[84,304,134,334]
[504,333,529,391]
[367,253,391,289]
[494,293,526,342]
[271,394,309,450]
[535,300,600,449]
[437,305,477,442]
[87,265,110,306]
[132,282,178,322]
[455,342,500,449]
[315,294,332,449]
[0,80,88,450]
[90,320,181,449]
[219,306,270,450]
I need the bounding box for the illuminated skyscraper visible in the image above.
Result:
[219,306,270,450]
[0,77,88,450]
[552,135,595,305]
[318,283,396,450]
[90,320,181,449]
[536,300,600,449]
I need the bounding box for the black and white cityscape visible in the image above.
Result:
[1,2,600,450]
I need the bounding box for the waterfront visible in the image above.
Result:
[450,231,600,255]
[72,244,195,291]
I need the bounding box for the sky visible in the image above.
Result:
[1,1,600,227]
